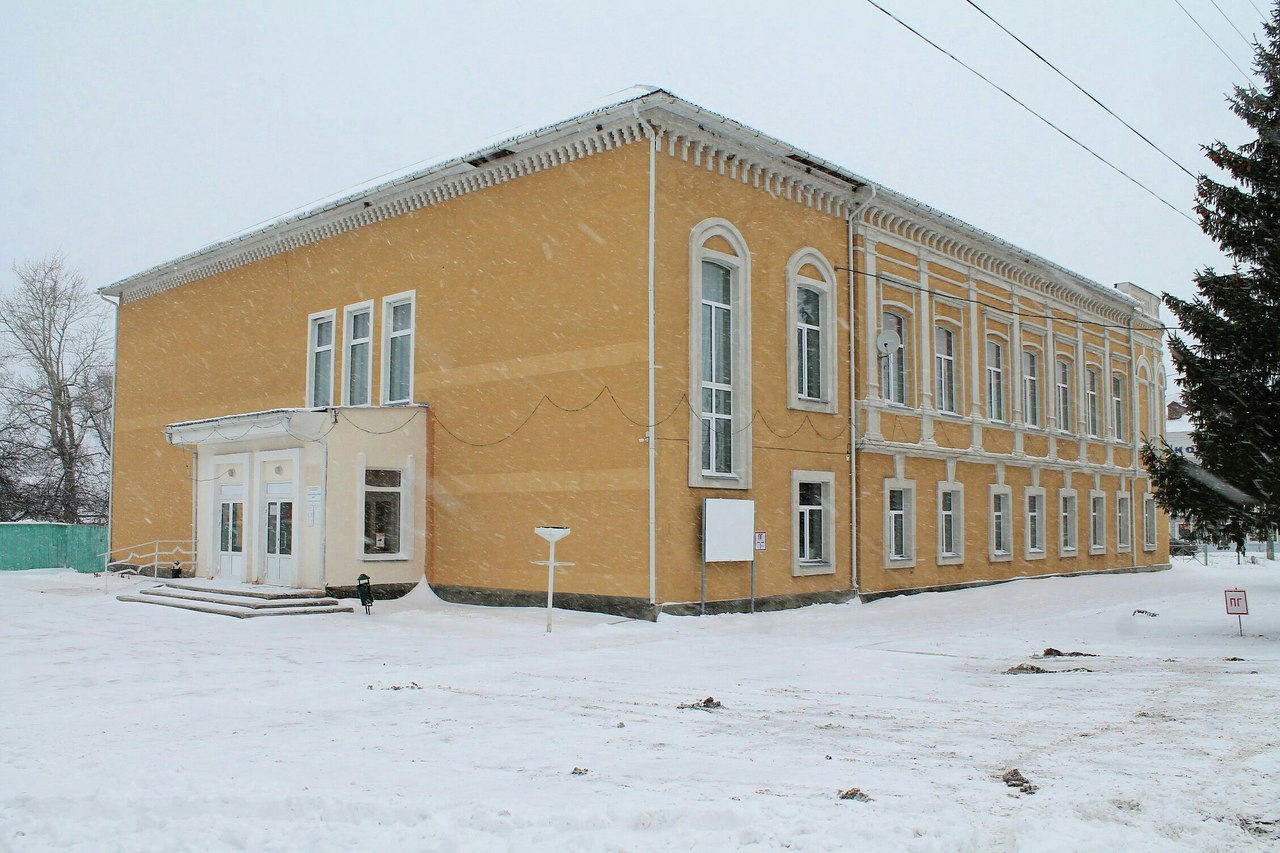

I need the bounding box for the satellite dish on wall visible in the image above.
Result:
[875,329,901,357]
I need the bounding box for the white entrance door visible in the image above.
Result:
[263,483,295,586]
[217,494,245,582]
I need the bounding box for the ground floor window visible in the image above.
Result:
[938,487,961,560]
[1143,496,1157,549]
[1090,493,1106,553]
[364,468,403,556]
[1060,492,1078,555]
[1117,494,1132,551]
[884,481,915,565]
[792,471,835,575]
[990,487,1012,559]
[1026,490,1045,557]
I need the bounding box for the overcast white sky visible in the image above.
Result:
[0,0,1266,316]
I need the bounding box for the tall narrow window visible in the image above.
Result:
[363,468,404,556]
[992,491,1010,555]
[1112,374,1126,440]
[1056,358,1072,431]
[797,481,825,564]
[1117,495,1132,550]
[940,489,958,556]
[796,287,823,401]
[1143,496,1157,548]
[1028,493,1044,553]
[308,312,335,408]
[344,303,372,406]
[382,293,415,404]
[888,488,908,559]
[986,340,1004,421]
[701,261,734,475]
[1086,368,1101,437]
[935,326,956,413]
[793,471,835,575]
[1091,495,1106,551]
[1061,493,1078,553]
[1023,350,1040,426]
[881,312,907,405]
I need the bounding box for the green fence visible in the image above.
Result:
[0,523,109,573]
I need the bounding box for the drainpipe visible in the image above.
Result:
[636,105,659,607]
[847,185,877,594]
[99,292,120,588]
[1128,309,1139,569]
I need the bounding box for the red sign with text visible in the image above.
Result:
[1224,589,1249,615]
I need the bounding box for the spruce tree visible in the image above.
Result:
[1144,3,1280,550]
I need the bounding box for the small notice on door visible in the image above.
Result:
[306,486,323,527]
[755,531,767,551]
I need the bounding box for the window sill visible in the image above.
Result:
[990,552,1013,563]
[1089,547,1106,555]
[790,397,837,415]
[885,557,916,569]
[793,561,835,577]
[1142,544,1157,552]
[1025,550,1046,561]
[1059,548,1078,558]
[938,554,964,566]
[362,553,410,562]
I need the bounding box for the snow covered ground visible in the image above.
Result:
[1,561,1276,852]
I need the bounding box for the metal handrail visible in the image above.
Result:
[99,539,196,590]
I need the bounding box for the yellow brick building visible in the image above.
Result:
[103,88,1169,615]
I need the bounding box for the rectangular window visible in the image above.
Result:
[940,489,958,557]
[796,287,823,401]
[307,312,335,408]
[219,501,243,553]
[1112,374,1126,440]
[1117,494,1132,550]
[1056,358,1072,431]
[881,311,907,405]
[889,488,908,559]
[364,468,403,556]
[1023,350,1039,426]
[702,261,734,474]
[991,490,1012,557]
[793,471,835,574]
[797,482,825,564]
[1061,493,1077,553]
[1144,496,1157,549]
[1027,493,1044,554]
[935,326,956,414]
[986,340,1004,421]
[382,293,415,404]
[1091,495,1106,551]
[1086,368,1101,437]
[344,303,373,406]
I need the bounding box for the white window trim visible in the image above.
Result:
[688,219,752,490]
[342,300,374,407]
[1143,493,1158,551]
[1111,372,1127,442]
[1059,488,1078,558]
[884,478,916,568]
[1085,366,1102,438]
[1024,487,1047,560]
[356,451,414,562]
[380,291,416,405]
[1054,356,1073,434]
[1023,348,1041,427]
[306,309,336,408]
[934,322,960,415]
[1116,491,1133,553]
[792,470,836,576]
[936,481,964,565]
[880,307,911,407]
[985,337,1007,422]
[989,484,1013,562]
[1089,490,1107,554]
[786,249,837,414]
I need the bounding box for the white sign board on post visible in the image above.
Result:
[701,498,756,615]
[1225,588,1248,637]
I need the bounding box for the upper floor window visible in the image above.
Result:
[1112,373,1127,440]
[689,219,751,488]
[1055,358,1072,431]
[796,287,823,401]
[1086,367,1101,437]
[307,310,335,408]
[787,250,836,412]
[881,311,908,405]
[935,326,956,414]
[344,302,373,406]
[985,339,1005,421]
[1023,350,1040,426]
[382,292,415,405]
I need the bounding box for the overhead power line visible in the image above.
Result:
[1207,0,1258,50]
[1173,0,1255,79]
[963,0,1198,180]
[861,0,1199,226]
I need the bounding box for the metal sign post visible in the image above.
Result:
[1224,589,1249,637]
[534,527,574,633]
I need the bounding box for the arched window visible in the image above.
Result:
[985,338,1005,421]
[787,250,836,412]
[881,311,908,405]
[1055,357,1073,432]
[1023,349,1040,426]
[1085,366,1101,437]
[689,219,751,489]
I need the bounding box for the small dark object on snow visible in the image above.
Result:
[571,767,589,776]
[825,755,832,760]
[616,722,625,728]
[678,696,723,710]
[1001,769,1039,794]
[1132,609,1158,617]
[1225,656,1245,661]
[1040,647,1098,658]
[1238,816,1279,837]
[838,787,872,801]
[357,574,374,614]
[1005,663,1048,675]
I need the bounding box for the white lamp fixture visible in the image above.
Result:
[533,527,574,633]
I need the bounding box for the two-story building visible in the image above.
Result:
[103,87,1170,616]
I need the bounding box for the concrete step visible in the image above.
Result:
[161,580,328,600]
[139,586,344,609]
[117,583,353,618]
